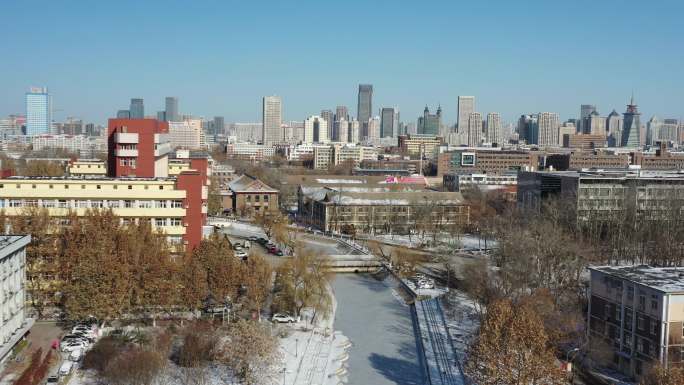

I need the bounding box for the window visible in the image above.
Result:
[58,200,68,208]
[155,200,167,208]
[651,295,658,310]
[637,316,645,331]
[159,185,164,190]
[49,184,53,189]
[172,200,183,208]
[77,200,89,208]
[154,218,166,227]
[264,195,269,201]
[91,201,103,209]
[246,195,251,202]
[255,195,260,202]
[615,307,621,321]
[639,295,646,311]
[636,338,644,353]
[108,200,120,209]
[9,199,22,208]
[113,185,118,190]
[124,200,134,208]
[128,185,133,190]
[64,184,69,189]
[627,286,634,301]
[170,218,182,226]
[96,185,101,190]
[42,200,55,208]
[81,185,86,189]
[25,199,38,207]
[31,184,36,189]
[138,201,152,209]
[650,321,658,336]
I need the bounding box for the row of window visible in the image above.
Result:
[0,199,184,209]
[0,183,168,191]
[245,194,271,202]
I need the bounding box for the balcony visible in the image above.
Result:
[115,149,139,157]
[115,133,139,144]
[155,142,171,157]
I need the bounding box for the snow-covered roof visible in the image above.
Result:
[320,191,465,206]
[227,174,278,193]
[590,265,684,293]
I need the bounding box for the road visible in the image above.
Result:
[332,274,424,385]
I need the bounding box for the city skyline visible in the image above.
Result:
[1,1,682,125]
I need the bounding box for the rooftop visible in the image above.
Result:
[0,235,31,259]
[523,169,684,180]
[590,265,684,293]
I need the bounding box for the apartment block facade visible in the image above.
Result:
[437,149,538,176]
[0,235,32,363]
[588,266,684,378]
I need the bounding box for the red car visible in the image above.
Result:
[268,246,277,254]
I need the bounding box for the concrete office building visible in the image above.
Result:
[25,87,51,136]
[457,96,475,134]
[335,106,349,122]
[0,235,32,364]
[262,96,282,146]
[537,112,560,147]
[467,112,483,146]
[129,98,145,119]
[304,115,329,144]
[486,112,502,145]
[320,110,334,139]
[168,121,202,149]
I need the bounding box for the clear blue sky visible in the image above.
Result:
[1,0,683,126]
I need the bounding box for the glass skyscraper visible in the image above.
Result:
[25,87,52,136]
[130,98,145,119]
[165,97,179,121]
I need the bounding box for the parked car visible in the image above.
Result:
[271,313,297,323]
[61,340,87,352]
[275,250,284,256]
[268,246,277,254]
[257,238,268,245]
[59,362,73,376]
[69,348,83,362]
[243,240,251,249]
[46,375,59,384]
[248,236,258,242]
[235,251,248,259]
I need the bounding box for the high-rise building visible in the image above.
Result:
[418,106,442,136]
[168,121,202,149]
[130,98,145,119]
[646,116,660,146]
[357,84,373,122]
[117,110,131,119]
[380,107,397,138]
[367,116,381,142]
[165,97,180,122]
[518,114,539,145]
[621,96,641,147]
[262,96,282,146]
[320,110,333,140]
[606,110,623,147]
[537,112,560,146]
[349,119,360,143]
[336,118,349,143]
[457,96,475,133]
[357,84,373,138]
[579,104,597,132]
[213,116,225,135]
[584,111,606,136]
[467,112,483,146]
[304,115,329,144]
[335,106,349,122]
[157,111,166,121]
[25,87,52,136]
[486,112,502,145]
[660,119,679,144]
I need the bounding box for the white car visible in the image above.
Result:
[271,313,297,323]
[235,251,248,259]
[61,341,87,352]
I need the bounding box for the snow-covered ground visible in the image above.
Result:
[440,290,480,369]
[366,233,497,252]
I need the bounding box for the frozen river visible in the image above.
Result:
[332,274,424,385]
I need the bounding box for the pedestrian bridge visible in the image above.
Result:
[324,254,383,273]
